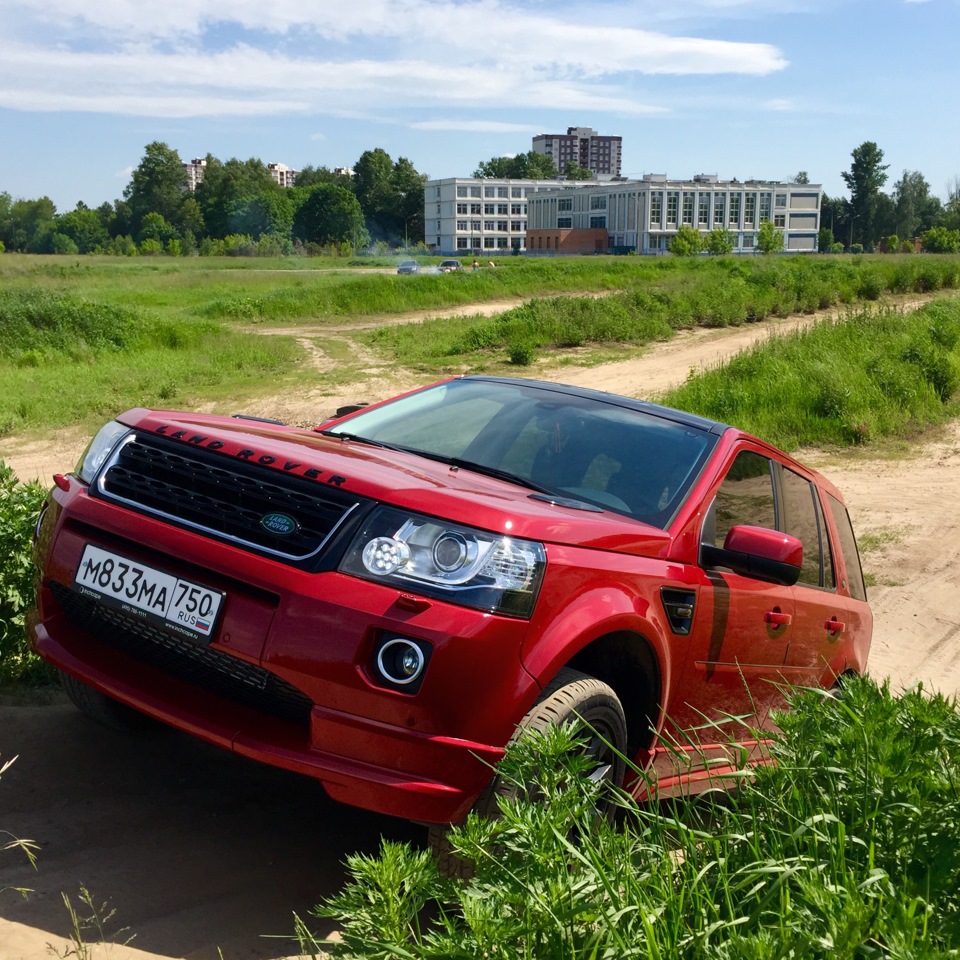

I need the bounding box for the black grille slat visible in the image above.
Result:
[52,583,312,726]
[97,433,362,563]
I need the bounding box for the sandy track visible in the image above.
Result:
[3,292,960,959]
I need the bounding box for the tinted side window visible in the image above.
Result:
[708,451,775,547]
[780,467,826,587]
[827,495,868,601]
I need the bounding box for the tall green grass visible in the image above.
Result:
[5,254,960,329]
[365,258,960,372]
[3,256,960,439]
[0,290,300,436]
[664,299,960,449]
[306,677,960,959]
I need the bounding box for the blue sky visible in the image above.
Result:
[1,0,957,212]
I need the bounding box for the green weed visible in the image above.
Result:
[0,462,48,683]
[308,677,960,959]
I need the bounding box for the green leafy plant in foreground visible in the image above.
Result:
[308,677,960,959]
[0,461,48,683]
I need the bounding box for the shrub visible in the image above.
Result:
[507,341,535,365]
[922,227,960,254]
[706,228,736,256]
[0,290,148,360]
[51,233,79,255]
[669,224,702,256]
[0,461,48,684]
[757,220,784,255]
[307,677,960,959]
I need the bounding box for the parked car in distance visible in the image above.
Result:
[438,259,462,272]
[30,376,871,863]
[396,260,420,275]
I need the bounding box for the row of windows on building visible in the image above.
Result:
[543,190,790,230]
[456,203,527,215]
[528,233,763,251]
[454,237,516,250]
[648,191,783,229]
[456,185,536,199]
[455,221,527,233]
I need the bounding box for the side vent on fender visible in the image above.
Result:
[660,588,696,635]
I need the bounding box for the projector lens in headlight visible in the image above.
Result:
[341,507,546,618]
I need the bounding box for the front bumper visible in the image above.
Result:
[31,484,538,824]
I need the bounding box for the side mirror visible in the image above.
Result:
[701,524,803,586]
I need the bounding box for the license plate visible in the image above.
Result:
[74,544,224,642]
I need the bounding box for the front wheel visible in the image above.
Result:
[428,667,627,876]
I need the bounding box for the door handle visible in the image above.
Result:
[824,618,846,636]
[764,610,792,627]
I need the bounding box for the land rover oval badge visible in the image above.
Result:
[260,512,299,536]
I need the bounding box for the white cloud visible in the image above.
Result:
[0,0,788,120]
[411,120,544,133]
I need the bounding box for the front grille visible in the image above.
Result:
[96,432,363,563]
[52,582,313,727]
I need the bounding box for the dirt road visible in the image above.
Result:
[3,296,960,959]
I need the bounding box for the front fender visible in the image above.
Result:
[520,582,672,707]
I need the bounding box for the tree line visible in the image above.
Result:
[0,142,429,256]
[2,139,960,257]
[821,142,960,253]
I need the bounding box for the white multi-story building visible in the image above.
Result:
[268,162,300,188]
[532,127,622,179]
[423,177,595,255]
[525,174,822,254]
[183,157,207,191]
[182,157,302,191]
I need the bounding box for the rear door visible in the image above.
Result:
[780,468,871,683]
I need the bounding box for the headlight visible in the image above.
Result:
[340,507,546,618]
[76,421,131,484]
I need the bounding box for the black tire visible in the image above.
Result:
[428,667,627,877]
[59,670,153,733]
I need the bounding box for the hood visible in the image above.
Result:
[119,409,674,558]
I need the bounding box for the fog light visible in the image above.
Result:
[377,638,426,686]
[362,537,409,576]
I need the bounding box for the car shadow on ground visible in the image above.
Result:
[0,693,422,959]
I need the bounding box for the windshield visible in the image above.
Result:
[324,379,718,527]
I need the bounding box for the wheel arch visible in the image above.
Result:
[561,630,663,762]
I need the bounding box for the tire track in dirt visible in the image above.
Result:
[0,292,949,482]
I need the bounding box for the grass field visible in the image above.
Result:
[2,253,960,439]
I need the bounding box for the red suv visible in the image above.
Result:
[30,376,871,836]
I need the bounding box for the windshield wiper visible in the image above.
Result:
[320,430,405,452]
[412,452,553,493]
[321,433,553,494]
